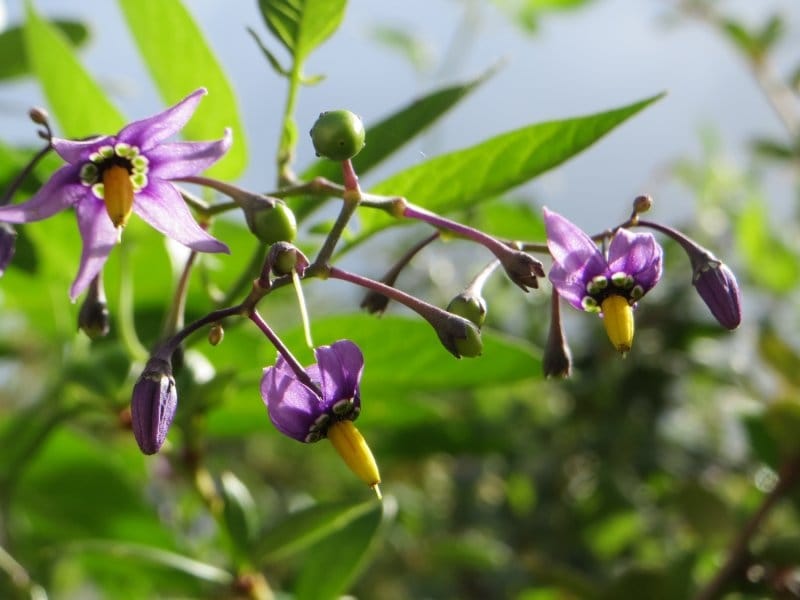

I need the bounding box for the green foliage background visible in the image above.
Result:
[0,1,799,599]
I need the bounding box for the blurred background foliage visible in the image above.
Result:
[0,0,799,599]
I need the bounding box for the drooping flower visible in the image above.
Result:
[544,207,663,353]
[0,88,231,300]
[260,340,381,495]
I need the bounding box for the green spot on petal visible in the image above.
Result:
[586,275,608,295]
[611,272,634,289]
[131,173,148,191]
[91,183,105,199]
[132,155,149,171]
[631,285,644,301]
[80,163,98,184]
[581,296,600,313]
[98,145,114,159]
[114,142,133,157]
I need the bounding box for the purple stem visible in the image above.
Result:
[248,310,319,392]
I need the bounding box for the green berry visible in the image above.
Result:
[454,321,483,358]
[310,110,365,161]
[447,292,487,328]
[245,200,297,244]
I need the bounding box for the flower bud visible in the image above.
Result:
[692,258,742,330]
[500,250,545,292]
[266,241,310,277]
[447,291,487,328]
[77,274,110,339]
[0,223,17,277]
[28,107,49,126]
[543,291,572,378]
[360,289,391,315]
[242,196,297,245]
[208,323,224,346]
[327,420,382,498]
[310,110,366,161]
[434,313,483,358]
[633,194,653,215]
[131,357,177,455]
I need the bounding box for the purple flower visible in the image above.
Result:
[0,223,16,277]
[260,340,364,443]
[544,208,663,352]
[131,357,177,455]
[0,89,231,300]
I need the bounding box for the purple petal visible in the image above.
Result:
[52,135,108,164]
[261,358,323,442]
[71,197,119,301]
[118,88,207,150]
[548,264,589,310]
[694,262,742,330]
[147,130,232,180]
[543,208,605,281]
[607,229,663,291]
[0,165,84,223]
[0,224,16,276]
[315,340,364,406]
[133,180,229,253]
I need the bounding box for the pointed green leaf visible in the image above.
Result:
[247,27,291,77]
[117,0,247,179]
[293,502,383,600]
[258,0,347,62]
[257,500,376,561]
[24,1,124,137]
[348,93,664,248]
[293,69,498,221]
[0,20,89,81]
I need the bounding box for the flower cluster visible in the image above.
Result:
[0,97,742,497]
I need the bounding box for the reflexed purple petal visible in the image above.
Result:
[133,180,229,253]
[694,262,742,330]
[543,208,605,281]
[147,130,232,179]
[71,198,118,301]
[0,165,84,223]
[131,358,177,455]
[315,340,364,406]
[118,88,207,149]
[261,359,323,441]
[0,223,16,276]
[607,229,663,291]
[52,135,107,164]
[548,264,588,310]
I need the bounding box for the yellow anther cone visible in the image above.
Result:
[327,420,382,499]
[601,295,634,354]
[102,165,134,228]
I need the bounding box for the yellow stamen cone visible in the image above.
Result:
[102,164,134,228]
[327,420,382,498]
[601,295,634,354]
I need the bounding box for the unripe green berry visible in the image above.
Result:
[245,200,297,245]
[454,322,483,358]
[310,110,365,161]
[447,292,487,328]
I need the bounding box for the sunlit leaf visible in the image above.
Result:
[117,0,247,178]
[257,0,347,62]
[348,93,663,249]
[0,19,89,80]
[24,1,124,136]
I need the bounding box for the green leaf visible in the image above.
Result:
[736,198,800,294]
[721,19,761,62]
[369,25,434,72]
[117,0,247,179]
[348,93,664,249]
[758,327,800,389]
[294,68,498,221]
[293,501,383,600]
[257,500,376,561]
[24,1,124,137]
[258,0,347,62]
[247,27,291,77]
[466,197,546,240]
[0,20,89,81]
[278,315,541,394]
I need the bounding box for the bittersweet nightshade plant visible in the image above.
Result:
[544,207,663,353]
[0,88,230,300]
[261,340,381,495]
[131,356,177,455]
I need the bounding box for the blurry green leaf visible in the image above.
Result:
[0,20,89,80]
[370,25,434,72]
[721,19,761,61]
[429,531,510,570]
[751,137,797,162]
[791,64,800,92]
[258,500,376,561]
[247,27,291,77]
[24,1,124,136]
[278,315,541,394]
[467,198,545,240]
[600,565,672,600]
[65,540,234,584]
[295,68,497,221]
[493,0,594,34]
[117,0,247,179]
[758,327,800,389]
[257,0,346,62]
[763,401,800,458]
[587,511,643,559]
[293,501,383,600]
[350,93,664,249]
[743,413,781,468]
[673,482,732,539]
[736,198,800,294]
[757,14,784,52]
[757,535,800,567]
[220,471,260,556]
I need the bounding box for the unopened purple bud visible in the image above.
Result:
[131,357,177,455]
[692,258,742,330]
[0,223,16,277]
[500,250,545,292]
